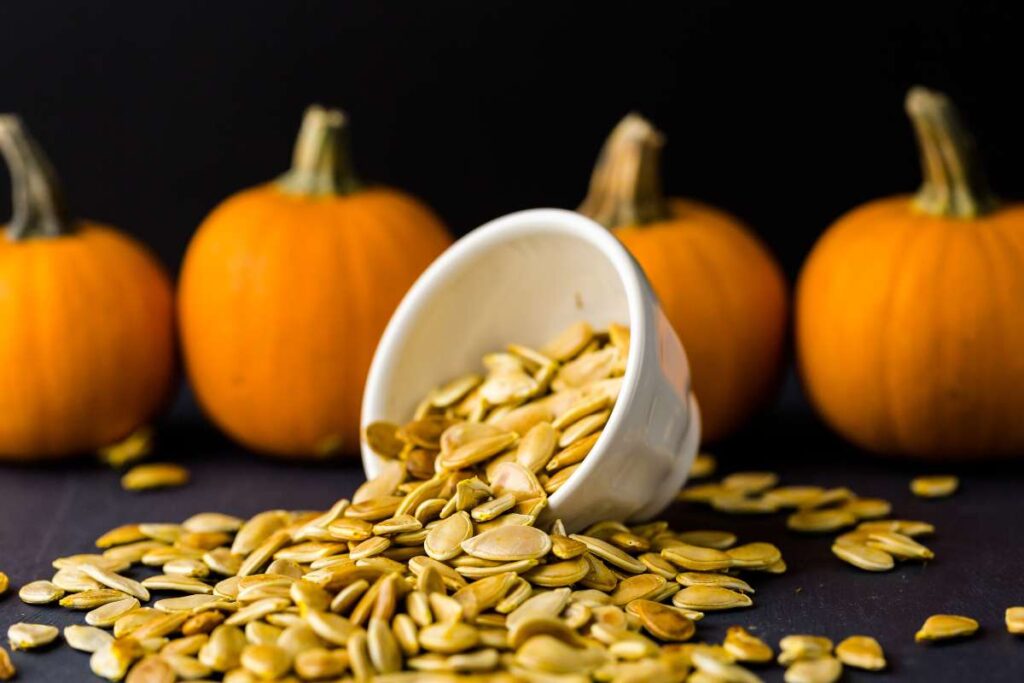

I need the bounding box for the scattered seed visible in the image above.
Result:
[787,508,857,534]
[835,635,885,670]
[121,462,190,491]
[8,623,59,650]
[785,655,843,683]
[916,614,978,642]
[910,475,959,498]
[64,625,114,653]
[831,543,895,572]
[19,580,65,605]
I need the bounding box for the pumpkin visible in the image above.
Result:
[179,106,451,458]
[0,117,175,460]
[796,87,1024,458]
[578,114,788,442]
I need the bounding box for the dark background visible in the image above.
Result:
[1,0,1020,281]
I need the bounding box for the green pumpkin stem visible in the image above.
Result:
[906,87,997,218]
[0,116,73,240]
[276,105,362,196]
[578,113,671,228]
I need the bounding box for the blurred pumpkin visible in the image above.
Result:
[579,114,788,442]
[179,106,451,458]
[0,116,176,460]
[797,87,1024,458]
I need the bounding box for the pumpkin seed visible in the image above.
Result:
[182,611,225,636]
[8,623,59,650]
[787,508,857,533]
[91,638,143,679]
[60,588,132,610]
[19,580,65,605]
[1008,607,1024,635]
[64,625,114,653]
[710,494,779,514]
[462,526,552,562]
[915,614,978,642]
[672,586,752,611]
[726,542,781,569]
[785,656,843,683]
[0,646,13,680]
[295,647,350,679]
[865,531,934,561]
[831,542,894,571]
[661,543,733,572]
[0,572,7,596]
[910,475,959,498]
[80,564,150,601]
[199,624,247,672]
[122,463,190,490]
[125,654,175,683]
[240,643,290,679]
[677,572,754,594]
[570,534,646,573]
[835,635,885,670]
[87,597,143,627]
[840,497,892,519]
[724,626,773,663]
[628,600,696,642]
[778,635,833,665]
[722,471,779,494]
[97,426,152,468]
[141,574,214,594]
[515,634,607,675]
[153,594,220,613]
[689,453,717,479]
[690,647,761,683]
[762,485,826,508]
[523,556,590,588]
[425,511,474,561]
[857,519,935,536]
[161,653,212,679]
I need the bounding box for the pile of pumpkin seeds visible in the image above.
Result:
[364,321,629,494]
[8,446,789,681]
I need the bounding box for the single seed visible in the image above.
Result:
[8,623,59,650]
[778,635,833,665]
[18,580,65,605]
[65,625,114,653]
[721,471,779,494]
[689,453,717,478]
[661,543,733,572]
[915,614,979,642]
[240,643,291,679]
[121,462,190,491]
[787,508,857,533]
[835,635,886,670]
[60,589,132,610]
[676,572,754,594]
[80,563,150,601]
[866,531,934,560]
[86,597,142,627]
[831,543,894,572]
[724,625,773,663]
[785,656,843,683]
[1007,607,1024,635]
[672,586,752,611]
[910,475,959,498]
[0,645,13,680]
[628,600,696,642]
[675,530,737,549]
[461,525,552,561]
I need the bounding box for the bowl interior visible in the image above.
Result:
[362,214,636,476]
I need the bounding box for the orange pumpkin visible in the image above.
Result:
[579,115,788,442]
[0,117,176,460]
[797,87,1024,458]
[179,106,451,458]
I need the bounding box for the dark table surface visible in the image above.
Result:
[1,394,1022,682]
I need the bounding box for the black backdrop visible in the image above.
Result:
[2,0,1020,278]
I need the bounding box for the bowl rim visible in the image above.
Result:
[360,208,664,507]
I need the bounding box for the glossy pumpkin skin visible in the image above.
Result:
[179,184,450,458]
[0,224,176,459]
[797,196,1024,458]
[616,198,789,442]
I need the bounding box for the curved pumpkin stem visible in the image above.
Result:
[0,115,73,240]
[276,105,362,196]
[578,113,671,228]
[906,87,997,219]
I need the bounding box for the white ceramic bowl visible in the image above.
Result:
[361,208,700,531]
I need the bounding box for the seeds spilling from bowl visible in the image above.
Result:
[365,321,629,495]
[14,425,801,680]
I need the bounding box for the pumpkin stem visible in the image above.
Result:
[578,113,671,228]
[906,87,997,218]
[276,105,362,196]
[0,115,73,240]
